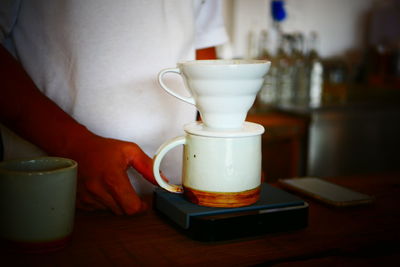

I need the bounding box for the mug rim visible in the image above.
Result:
[0,156,77,175]
[177,59,270,66]
[184,121,265,138]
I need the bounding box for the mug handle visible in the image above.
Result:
[158,68,196,105]
[153,136,186,193]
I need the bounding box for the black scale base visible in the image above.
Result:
[153,183,308,242]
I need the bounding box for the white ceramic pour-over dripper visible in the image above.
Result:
[158,60,271,129]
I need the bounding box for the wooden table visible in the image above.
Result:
[3,173,400,266]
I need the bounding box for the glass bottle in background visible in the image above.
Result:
[256,30,279,110]
[276,34,294,106]
[271,0,286,38]
[323,59,348,104]
[247,30,259,60]
[291,32,309,106]
[307,32,324,107]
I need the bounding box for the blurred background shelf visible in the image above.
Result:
[246,112,310,182]
[248,97,400,181]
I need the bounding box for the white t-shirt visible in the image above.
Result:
[0,0,228,194]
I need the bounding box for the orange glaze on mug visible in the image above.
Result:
[183,186,261,207]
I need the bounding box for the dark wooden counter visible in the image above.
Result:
[2,173,400,266]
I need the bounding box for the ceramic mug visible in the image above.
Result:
[153,122,264,207]
[0,157,77,253]
[158,60,270,129]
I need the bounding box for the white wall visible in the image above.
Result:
[222,0,375,59]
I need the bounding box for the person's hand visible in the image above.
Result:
[66,134,157,215]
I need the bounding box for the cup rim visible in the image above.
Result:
[177,59,270,66]
[184,121,265,138]
[0,156,77,175]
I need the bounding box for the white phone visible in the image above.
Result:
[278,177,374,207]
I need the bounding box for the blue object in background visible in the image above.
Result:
[271,0,286,22]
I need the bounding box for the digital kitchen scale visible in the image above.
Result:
[153,183,308,241]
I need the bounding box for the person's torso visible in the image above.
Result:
[12,0,198,156]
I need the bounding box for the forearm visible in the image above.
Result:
[0,45,94,157]
[196,47,217,60]
[0,45,158,215]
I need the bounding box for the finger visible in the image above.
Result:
[84,178,126,215]
[77,178,124,215]
[76,198,105,211]
[160,171,169,183]
[103,169,147,215]
[77,170,109,210]
[90,186,125,215]
[76,187,108,211]
[124,144,158,185]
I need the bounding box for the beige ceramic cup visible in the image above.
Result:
[153,122,264,207]
[0,157,77,253]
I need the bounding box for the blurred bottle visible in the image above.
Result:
[247,29,259,60]
[270,0,296,106]
[271,0,286,34]
[270,0,286,58]
[276,34,295,105]
[307,32,324,107]
[323,58,348,104]
[364,0,400,89]
[291,32,309,105]
[251,0,288,112]
[256,30,279,110]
